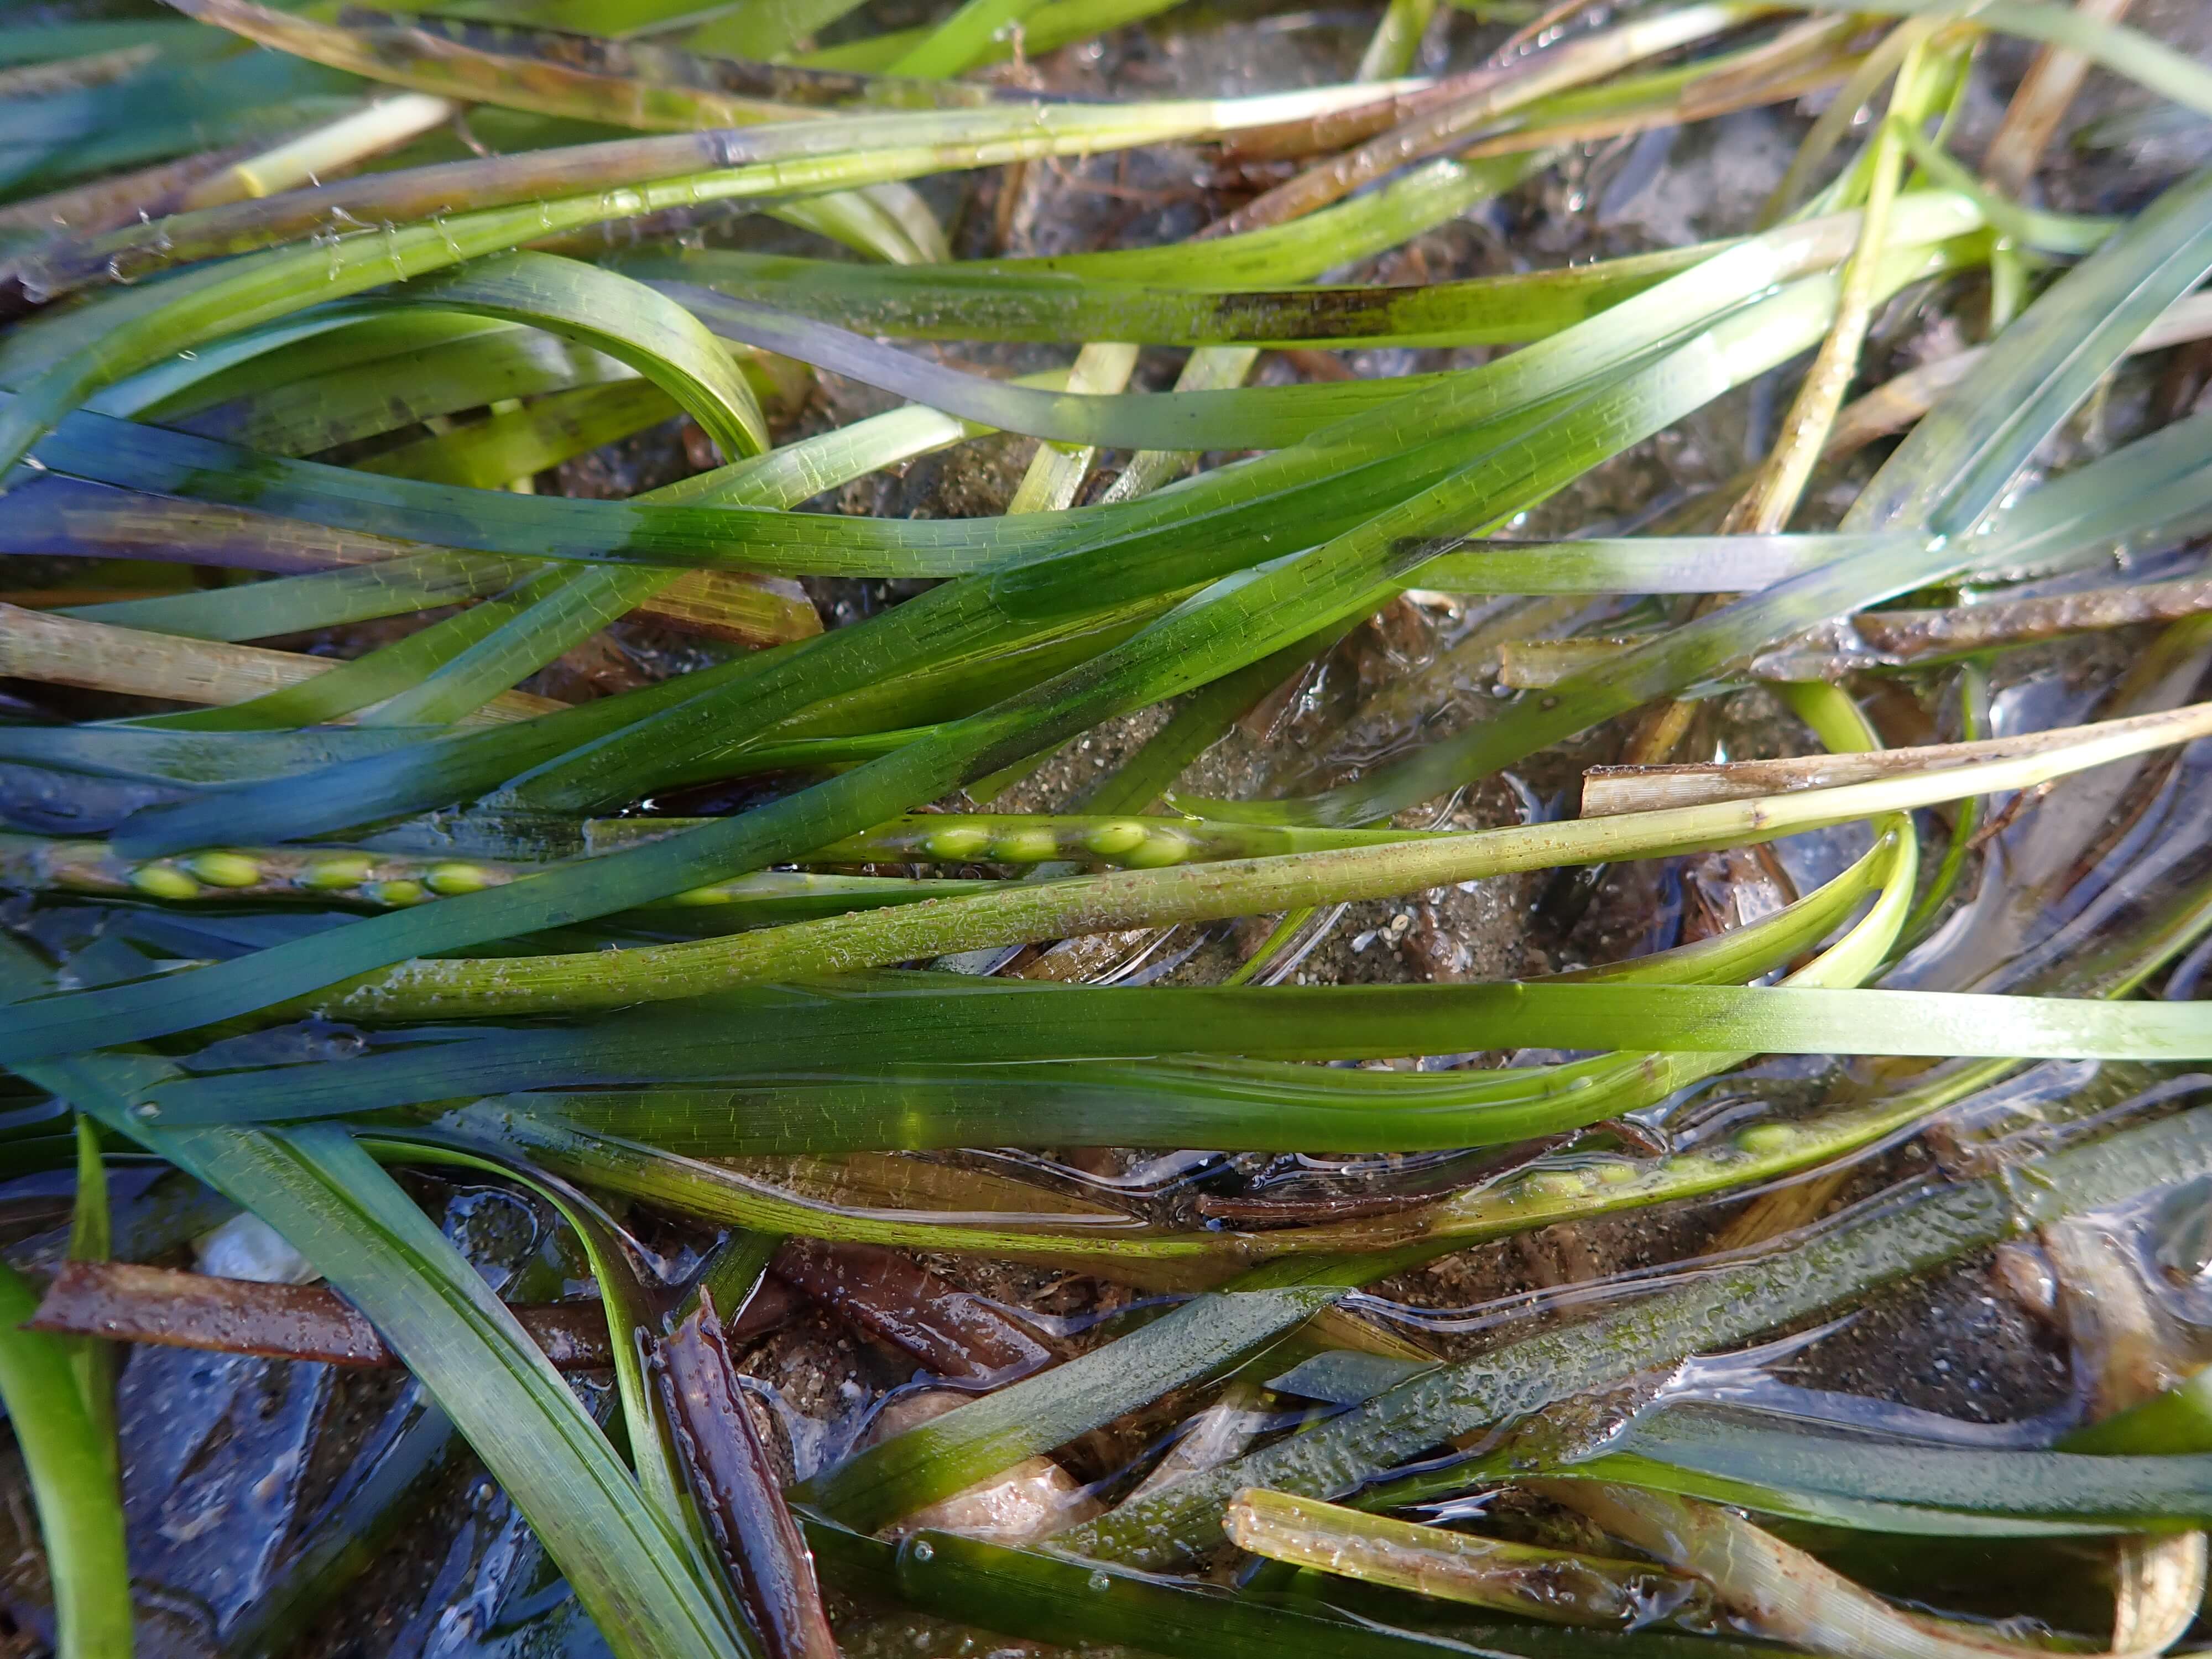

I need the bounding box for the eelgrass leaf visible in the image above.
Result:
[0,82,1424,477]
[794,1253,1381,1532]
[295,698,2203,1019]
[61,551,541,642]
[2063,1368,2212,1455]
[349,363,1078,727]
[104,312,525,422]
[1764,0,2212,121]
[1555,1404,2212,1528]
[0,1257,132,1659]
[154,968,1719,1109]
[348,1134,724,1609]
[0,938,754,1659]
[163,0,1018,120]
[10,133,1503,317]
[152,984,2212,1126]
[1183,161,2212,826]
[61,1114,119,1491]
[32,204,1975,828]
[129,562,593,731]
[0,47,359,200]
[135,322,635,451]
[19,196,1966,590]
[357,380,686,489]
[623,242,1713,347]
[1222,1487,1708,1624]
[802,1517,1784,1659]
[0,21,205,69]
[1062,1103,2212,1566]
[383,253,768,460]
[0,251,1910,1051]
[148,925,2212,1271]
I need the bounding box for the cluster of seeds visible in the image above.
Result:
[1,836,515,908]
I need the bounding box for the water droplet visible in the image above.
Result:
[909,1539,933,1562]
[1087,1571,1110,1593]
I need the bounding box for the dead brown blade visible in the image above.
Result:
[769,1239,1057,1383]
[655,1290,839,1659]
[26,1259,612,1369]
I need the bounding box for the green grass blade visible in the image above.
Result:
[1574,1405,2212,1527]
[163,0,999,121]
[2063,1369,2212,1455]
[806,1517,1777,1659]
[60,551,540,641]
[794,1255,1381,1532]
[0,207,1973,1049]
[0,937,754,1659]
[626,237,1719,348]
[0,85,1411,475]
[0,1258,132,1659]
[170,332,634,453]
[1193,166,2212,826]
[1765,0,2212,118]
[1062,1104,2212,1567]
[1848,160,2212,534]
[61,1115,119,1489]
[352,1135,731,1610]
[123,564,576,731]
[144,980,2212,1125]
[886,0,1050,77]
[387,253,768,459]
[356,364,1050,726]
[358,380,682,488]
[311,698,2212,1018]
[9,103,1485,309]
[108,312,529,424]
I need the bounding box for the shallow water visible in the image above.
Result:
[3,0,2211,1651]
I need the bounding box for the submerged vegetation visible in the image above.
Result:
[1,0,2210,1653]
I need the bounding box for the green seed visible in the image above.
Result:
[187,851,262,888]
[301,855,374,890]
[128,864,201,901]
[1592,1160,1639,1185]
[375,880,428,907]
[426,862,490,896]
[1082,821,1150,858]
[1521,1170,1589,1201]
[670,884,734,906]
[922,825,992,860]
[990,830,1063,863]
[1119,830,1193,869]
[1736,1123,1797,1155]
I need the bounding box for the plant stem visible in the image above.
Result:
[1223,1487,1711,1626]
[0,602,558,722]
[1723,30,1922,533]
[317,700,2212,1019]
